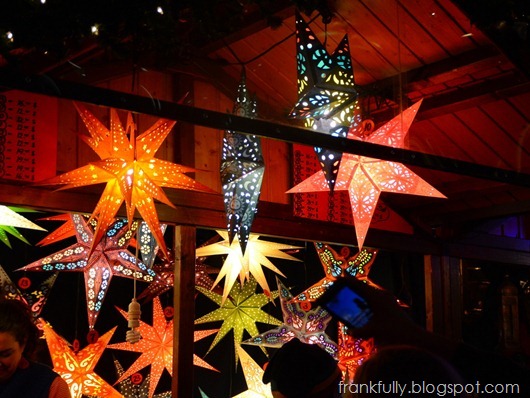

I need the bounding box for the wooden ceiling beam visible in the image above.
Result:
[2,70,530,188]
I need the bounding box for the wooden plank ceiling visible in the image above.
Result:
[200,0,530,244]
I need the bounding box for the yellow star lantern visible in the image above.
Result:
[288,100,446,249]
[109,296,218,398]
[39,320,122,398]
[0,205,46,248]
[36,103,214,258]
[195,276,282,363]
[196,230,303,304]
[232,345,273,398]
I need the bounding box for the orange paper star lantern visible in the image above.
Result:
[109,296,218,398]
[40,320,122,398]
[337,322,374,382]
[287,100,446,249]
[36,103,214,258]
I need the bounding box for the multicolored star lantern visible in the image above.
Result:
[221,69,264,254]
[35,102,214,259]
[195,276,282,364]
[112,358,172,398]
[40,320,122,398]
[232,345,273,398]
[0,205,47,248]
[290,12,357,120]
[289,13,359,191]
[291,242,377,306]
[0,264,58,319]
[337,322,374,382]
[243,277,338,359]
[196,231,302,304]
[109,296,219,398]
[18,213,158,329]
[287,100,446,249]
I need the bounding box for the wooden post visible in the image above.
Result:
[424,255,463,341]
[172,225,196,397]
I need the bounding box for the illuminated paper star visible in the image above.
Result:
[287,100,446,248]
[0,205,46,248]
[112,358,172,398]
[232,345,273,398]
[289,12,359,191]
[221,69,264,254]
[337,322,374,382]
[36,103,214,259]
[40,320,122,398]
[0,264,58,319]
[18,213,158,329]
[196,230,302,304]
[291,242,377,306]
[195,276,282,363]
[243,277,338,358]
[109,297,218,398]
[289,12,357,119]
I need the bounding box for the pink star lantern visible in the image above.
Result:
[18,213,159,329]
[287,100,446,249]
[108,296,218,398]
[40,320,122,398]
[36,103,214,259]
[337,322,374,382]
[291,242,377,307]
[243,277,338,359]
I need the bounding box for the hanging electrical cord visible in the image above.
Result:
[126,225,142,344]
[223,13,321,66]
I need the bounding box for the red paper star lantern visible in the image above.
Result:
[19,214,159,329]
[36,103,214,258]
[288,100,446,248]
[40,320,122,398]
[109,297,218,398]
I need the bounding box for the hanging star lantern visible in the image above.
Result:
[290,12,357,120]
[195,276,282,363]
[18,213,158,329]
[112,358,172,398]
[221,69,264,254]
[35,103,214,259]
[289,13,359,191]
[40,320,122,398]
[0,205,47,248]
[109,296,219,398]
[288,100,446,249]
[232,345,273,398]
[291,242,377,306]
[196,231,302,304]
[243,277,338,358]
[0,264,58,319]
[337,322,374,382]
